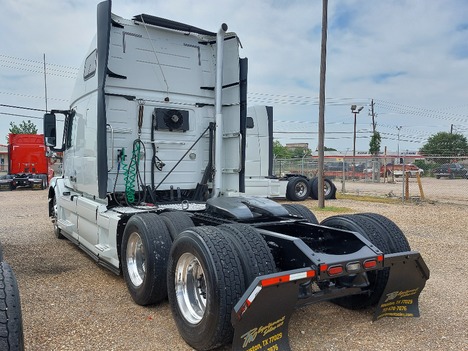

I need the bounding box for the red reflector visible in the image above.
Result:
[320,264,328,272]
[328,265,343,276]
[261,276,288,287]
[363,260,377,269]
[377,255,383,262]
[261,270,315,287]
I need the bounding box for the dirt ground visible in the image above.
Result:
[0,189,466,351]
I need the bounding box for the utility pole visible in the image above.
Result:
[43,53,48,113]
[351,105,364,179]
[396,126,402,163]
[370,99,376,133]
[317,0,328,208]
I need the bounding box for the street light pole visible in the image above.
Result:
[351,105,364,179]
[396,125,402,163]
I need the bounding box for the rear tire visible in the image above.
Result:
[285,177,310,201]
[52,196,65,240]
[121,213,172,305]
[167,227,244,350]
[282,204,318,224]
[160,211,194,241]
[219,224,276,286]
[320,214,391,309]
[354,213,410,252]
[310,177,336,200]
[0,261,24,351]
[41,175,48,190]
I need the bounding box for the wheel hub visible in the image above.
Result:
[175,253,207,324]
[295,182,307,196]
[126,232,146,287]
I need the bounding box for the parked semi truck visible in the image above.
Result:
[245,105,337,201]
[0,134,49,190]
[43,2,429,350]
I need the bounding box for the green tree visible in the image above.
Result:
[419,132,468,158]
[9,120,38,135]
[272,140,292,158]
[369,131,381,156]
[290,146,311,158]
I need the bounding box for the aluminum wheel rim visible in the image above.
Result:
[126,232,146,287]
[295,182,307,197]
[324,182,331,196]
[175,253,207,324]
[53,197,59,234]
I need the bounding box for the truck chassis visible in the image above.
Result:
[48,180,429,351]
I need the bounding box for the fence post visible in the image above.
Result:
[416,172,425,200]
[342,155,346,193]
[405,172,410,200]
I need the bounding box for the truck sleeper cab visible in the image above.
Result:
[44,2,429,351]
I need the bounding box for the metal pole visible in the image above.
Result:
[353,111,357,180]
[397,131,400,162]
[341,149,348,193]
[43,53,48,113]
[317,0,328,208]
[402,150,406,203]
[213,23,228,197]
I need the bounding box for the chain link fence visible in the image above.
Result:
[274,155,468,205]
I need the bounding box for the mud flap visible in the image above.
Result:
[231,269,314,351]
[374,252,430,321]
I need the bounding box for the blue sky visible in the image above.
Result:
[1,0,468,153]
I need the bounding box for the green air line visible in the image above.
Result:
[124,141,141,204]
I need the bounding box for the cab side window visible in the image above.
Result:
[83,50,97,80]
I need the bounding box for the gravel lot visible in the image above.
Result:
[341,177,468,206]
[0,189,467,351]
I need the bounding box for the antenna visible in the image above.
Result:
[43,53,48,113]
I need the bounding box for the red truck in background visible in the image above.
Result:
[0,134,50,190]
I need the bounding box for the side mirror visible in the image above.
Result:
[246,116,254,129]
[43,113,57,147]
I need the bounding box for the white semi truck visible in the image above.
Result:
[244,105,337,201]
[43,2,429,350]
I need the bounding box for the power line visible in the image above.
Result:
[273,130,371,135]
[0,59,78,75]
[0,112,44,120]
[375,99,468,123]
[0,104,46,112]
[0,54,79,71]
[0,63,77,79]
[0,91,68,102]
[248,94,369,107]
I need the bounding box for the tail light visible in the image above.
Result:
[364,255,383,270]
[319,263,341,275]
[363,259,377,269]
